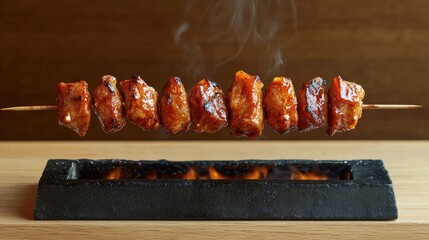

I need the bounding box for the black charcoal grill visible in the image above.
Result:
[33,159,397,220]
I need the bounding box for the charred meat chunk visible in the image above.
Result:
[297,77,328,132]
[93,75,126,133]
[160,77,191,134]
[264,77,298,134]
[327,76,365,136]
[56,80,91,136]
[119,75,160,130]
[227,70,264,139]
[188,79,228,133]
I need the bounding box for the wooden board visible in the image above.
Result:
[0,141,428,239]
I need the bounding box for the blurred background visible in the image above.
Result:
[0,0,427,140]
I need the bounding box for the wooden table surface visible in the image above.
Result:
[0,141,428,239]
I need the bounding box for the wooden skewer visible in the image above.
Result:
[0,105,57,111]
[0,104,422,111]
[362,104,422,110]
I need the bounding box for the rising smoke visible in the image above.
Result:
[174,0,298,82]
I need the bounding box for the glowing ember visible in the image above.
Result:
[104,167,122,180]
[290,171,329,180]
[100,163,345,181]
[208,166,268,180]
[182,167,197,180]
[290,166,329,180]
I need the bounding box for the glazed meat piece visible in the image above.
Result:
[264,77,298,134]
[93,75,126,133]
[56,80,91,137]
[160,77,191,134]
[188,79,228,133]
[119,75,160,130]
[227,70,264,139]
[327,76,365,136]
[297,77,328,132]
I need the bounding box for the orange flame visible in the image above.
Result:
[208,166,268,180]
[182,167,197,179]
[290,167,328,180]
[105,167,122,180]
[103,165,331,180]
[146,171,157,180]
[138,168,197,180]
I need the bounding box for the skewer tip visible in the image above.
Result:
[0,105,57,111]
[362,104,422,110]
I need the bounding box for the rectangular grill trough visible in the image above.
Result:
[33,159,397,220]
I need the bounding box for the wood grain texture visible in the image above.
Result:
[0,141,428,239]
[0,0,428,140]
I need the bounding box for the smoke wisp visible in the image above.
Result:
[175,0,298,81]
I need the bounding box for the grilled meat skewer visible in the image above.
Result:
[297,77,329,132]
[160,77,191,134]
[327,76,365,136]
[93,75,126,133]
[2,71,421,138]
[227,70,265,139]
[119,75,160,131]
[264,77,298,134]
[188,79,228,133]
[56,80,91,137]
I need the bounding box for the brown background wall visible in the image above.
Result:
[0,0,427,140]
